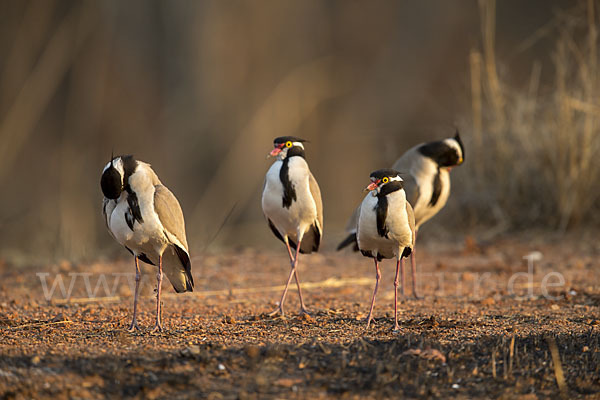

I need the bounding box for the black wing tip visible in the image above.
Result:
[172,244,194,292]
[183,260,194,292]
[311,223,321,253]
[184,269,194,292]
[173,282,193,293]
[267,219,285,243]
[337,232,358,251]
[173,266,194,293]
[268,219,321,254]
[298,223,321,254]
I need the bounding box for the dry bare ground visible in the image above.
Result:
[1,236,599,399]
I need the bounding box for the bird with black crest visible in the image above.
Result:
[101,154,193,332]
[356,169,415,331]
[261,136,323,317]
[338,131,465,298]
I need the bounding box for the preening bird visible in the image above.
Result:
[101,155,193,332]
[261,136,323,316]
[356,169,415,331]
[338,131,465,298]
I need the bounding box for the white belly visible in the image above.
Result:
[357,190,413,260]
[413,170,450,228]
[357,193,398,259]
[108,197,167,257]
[262,160,317,242]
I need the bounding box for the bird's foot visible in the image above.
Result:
[127,321,140,333]
[413,293,424,300]
[299,307,311,316]
[365,314,374,329]
[151,321,163,333]
[393,324,401,333]
[268,306,285,318]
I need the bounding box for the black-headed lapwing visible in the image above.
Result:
[101,155,193,332]
[262,136,323,316]
[338,131,464,298]
[356,169,415,331]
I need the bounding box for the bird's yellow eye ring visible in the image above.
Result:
[382,177,389,184]
[286,141,293,148]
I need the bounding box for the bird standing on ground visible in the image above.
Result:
[101,155,193,332]
[356,169,415,331]
[338,131,464,298]
[261,137,323,317]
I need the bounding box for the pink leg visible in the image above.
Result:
[127,256,141,332]
[394,258,401,331]
[366,257,381,329]
[284,241,309,314]
[152,254,163,332]
[269,238,303,317]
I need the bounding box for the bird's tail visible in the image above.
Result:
[169,245,194,293]
[336,232,359,251]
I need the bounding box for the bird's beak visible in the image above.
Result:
[364,181,380,192]
[458,157,464,165]
[269,144,285,157]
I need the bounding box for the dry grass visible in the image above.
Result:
[466,0,600,230]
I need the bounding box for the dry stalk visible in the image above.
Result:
[470,50,483,179]
[546,336,568,398]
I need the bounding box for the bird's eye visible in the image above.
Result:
[382,177,389,184]
[286,141,292,148]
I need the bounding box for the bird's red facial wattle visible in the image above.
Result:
[269,143,285,157]
[365,180,380,192]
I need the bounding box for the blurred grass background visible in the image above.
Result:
[0,0,598,263]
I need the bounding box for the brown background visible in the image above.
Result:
[0,0,593,263]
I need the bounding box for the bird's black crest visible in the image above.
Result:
[453,130,465,162]
[280,157,297,208]
[274,136,308,145]
[370,168,402,181]
[429,168,442,206]
[418,140,460,167]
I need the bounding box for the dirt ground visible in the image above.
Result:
[1,235,599,399]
